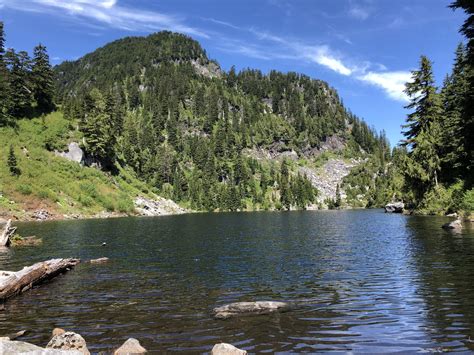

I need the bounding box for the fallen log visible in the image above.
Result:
[0,219,16,247]
[0,258,80,302]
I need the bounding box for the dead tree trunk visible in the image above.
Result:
[0,219,16,247]
[0,258,80,302]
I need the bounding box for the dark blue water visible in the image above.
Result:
[1,210,474,353]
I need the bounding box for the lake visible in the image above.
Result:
[1,210,474,353]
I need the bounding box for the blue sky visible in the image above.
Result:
[0,0,466,146]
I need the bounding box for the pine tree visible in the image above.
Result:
[7,145,20,176]
[280,159,291,210]
[32,44,55,114]
[335,184,342,208]
[5,49,32,118]
[450,1,474,185]
[0,21,10,126]
[402,56,441,149]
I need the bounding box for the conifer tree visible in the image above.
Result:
[5,49,32,117]
[0,21,10,125]
[7,145,20,176]
[32,44,55,114]
[280,159,291,210]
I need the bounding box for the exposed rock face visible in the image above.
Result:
[384,202,404,213]
[134,196,187,216]
[299,158,359,204]
[213,301,290,319]
[47,331,90,354]
[211,343,247,355]
[442,219,463,232]
[55,142,84,164]
[0,339,82,354]
[191,59,222,79]
[114,338,147,355]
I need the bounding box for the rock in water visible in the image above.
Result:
[90,257,109,264]
[442,219,463,232]
[0,339,82,354]
[384,202,404,213]
[114,338,147,354]
[212,343,247,355]
[213,301,290,319]
[52,328,65,337]
[46,331,90,354]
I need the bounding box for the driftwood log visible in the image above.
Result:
[0,219,16,247]
[0,258,80,302]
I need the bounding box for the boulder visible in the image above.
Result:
[52,328,66,337]
[55,142,84,164]
[211,343,247,355]
[0,339,82,354]
[33,209,51,221]
[46,331,90,354]
[213,301,290,319]
[384,202,404,213]
[442,219,463,232]
[114,338,147,354]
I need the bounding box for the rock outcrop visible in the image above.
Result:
[134,196,187,216]
[114,338,147,354]
[47,331,90,354]
[213,301,290,319]
[384,202,404,213]
[211,343,247,355]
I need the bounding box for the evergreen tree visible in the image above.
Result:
[5,49,32,117]
[280,159,291,210]
[32,44,55,114]
[0,21,10,126]
[335,184,342,208]
[7,145,20,176]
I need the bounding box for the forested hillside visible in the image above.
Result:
[53,31,388,211]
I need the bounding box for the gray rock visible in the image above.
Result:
[0,339,82,354]
[114,338,147,354]
[442,219,463,231]
[33,209,51,221]
[134,196,187,216]
[55,142,84,164]
[384,202,404,213]
[211,343,247,355]
[46,332,90,354]
[213,301,290,319]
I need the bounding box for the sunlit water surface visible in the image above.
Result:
[1,210,474,353]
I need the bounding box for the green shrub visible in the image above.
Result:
[78,194,94,207]
[462,189,474,212]
[117,196,134,213]
[16,184,33,195]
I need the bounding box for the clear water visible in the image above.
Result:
[1,210,474,353]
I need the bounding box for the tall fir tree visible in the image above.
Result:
[32,44,55,114]
[0,21,10,125]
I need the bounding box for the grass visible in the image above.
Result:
[0,112,152,219]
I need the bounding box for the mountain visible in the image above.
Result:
[52,31,390,212]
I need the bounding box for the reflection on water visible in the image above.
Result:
[0,210,473,353]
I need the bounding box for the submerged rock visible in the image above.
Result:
[46,331,90,354]
[213,301,290,319]
[442,219,463,232]
[212,343,247,355]
[384,202,404,213]
[114,338,147,354]
[89,257,109,264]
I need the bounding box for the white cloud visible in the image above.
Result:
[1,0,208,38]
[310,46,353,76]
[357,71,411,102]
[348,6,370,20]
